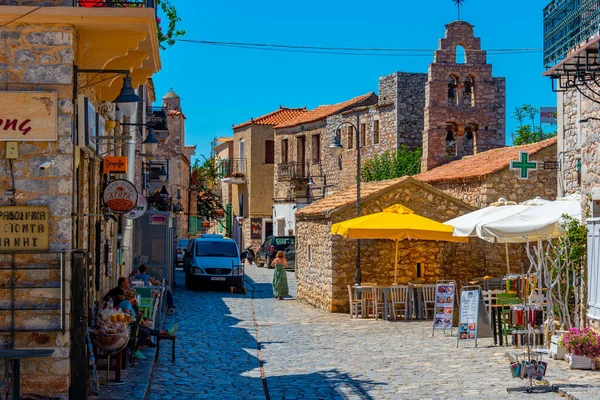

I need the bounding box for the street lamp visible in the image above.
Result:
[329,111,362,286]
[173,189,184,214]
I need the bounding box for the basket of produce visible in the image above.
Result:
[89,308,132,352]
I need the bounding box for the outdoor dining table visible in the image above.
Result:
[353,286,392,320]
[0,348,55,399]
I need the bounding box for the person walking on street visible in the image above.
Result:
[271,250,289,300]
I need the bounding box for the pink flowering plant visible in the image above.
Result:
[559,328,600,359]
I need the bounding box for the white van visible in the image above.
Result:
[182,234,242,290]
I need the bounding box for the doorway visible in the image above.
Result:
[264,220,273,240]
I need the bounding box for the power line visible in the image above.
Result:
[175,39,543,57]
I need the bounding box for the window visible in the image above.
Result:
[336,128,341,142]
[347,126,353,149]
[416,263,424,279]
[282,139,289,164]
[312,134,320,163]
[373,120,380,145]
[587,220,600,321]
[196,241,238,257]
[239,139,245,173]
[360,123,366,147]
[265,140,274,164]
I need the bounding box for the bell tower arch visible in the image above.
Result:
[422,21,505,171]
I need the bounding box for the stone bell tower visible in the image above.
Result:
[421,21,505,172]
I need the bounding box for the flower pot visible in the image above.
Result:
[550,334,566,360]
[565,353,597,370]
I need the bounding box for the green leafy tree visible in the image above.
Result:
[190,157,224,221]
[361,146,421,182]
[156,0,185,50]
[512,104,557,145]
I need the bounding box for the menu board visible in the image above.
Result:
[433,282,455,330]
[458,289,479,342]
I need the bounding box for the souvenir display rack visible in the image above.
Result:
[510,305,546,349]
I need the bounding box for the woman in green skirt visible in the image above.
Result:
[271,250,289,300]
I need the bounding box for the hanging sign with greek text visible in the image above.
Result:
[103,179,137,214]
[0,92,57,141]
[0,206,49,251]
[103,156,128,174]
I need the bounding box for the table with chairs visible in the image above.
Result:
[347,282,437,321]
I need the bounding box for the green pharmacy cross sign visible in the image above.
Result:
[510,151,537,179]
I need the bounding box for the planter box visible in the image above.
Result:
[565,353,597,370]
[550,335,566,360]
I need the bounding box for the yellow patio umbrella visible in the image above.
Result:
[331,204,467,284]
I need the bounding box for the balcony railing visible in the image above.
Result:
[218,158,246,178]
[543,0,600,67]
[277,162,308,180]
[77,0,156,8]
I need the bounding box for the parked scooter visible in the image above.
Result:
[242,246,256,265]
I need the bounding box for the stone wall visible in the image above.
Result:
[427,144,558,208]
[296,180,528,312]
[422,21,505,172]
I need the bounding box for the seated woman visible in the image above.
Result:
[120,289,178,360]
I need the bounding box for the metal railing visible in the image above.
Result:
[543,0,600,67]
[77,0,156,7]
[277,162,308,180]
[218,158,246,178]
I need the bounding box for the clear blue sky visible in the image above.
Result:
[152,0,555,160]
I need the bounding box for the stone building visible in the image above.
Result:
[273,20,505,236]
[225,107,307,248]
[145,89,194,240]
[422,21,506,172]
[0,1,160,397]
[417,137,558,207]
[295,177,527,312]
[294,139,558,312]
[542,0,600,330]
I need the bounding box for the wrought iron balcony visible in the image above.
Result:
[218,158,247,184]
[543,0,600,67]
[277,162,308,180]
[77,0,156,8]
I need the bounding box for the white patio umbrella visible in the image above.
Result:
[445,197,549,273]
[477,194,581,243]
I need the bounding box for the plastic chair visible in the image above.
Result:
[421,284,437,319]
[347,285,362,319]
[500,297,523,345]
[389,286,408,321]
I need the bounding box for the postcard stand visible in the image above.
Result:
[432,280,457,337]
[506,264,555,394]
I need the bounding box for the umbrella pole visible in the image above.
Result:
[394,240,399,285]
[505,243,510,275]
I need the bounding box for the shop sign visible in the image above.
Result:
[540,107,557,124]
[150,214,168,225]
[433,281,456,331]
[123,194,147,220]
[103,179,137,214]
[0,206,49,251]
[250,218,262,239]
[0,92,57,141]
[103,156,128,174]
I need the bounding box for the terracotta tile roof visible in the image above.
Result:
[233,107,308,130]
[296,176,475,218]
[168,109,186,119]
[415,137,557,183]
[275,93,377,129]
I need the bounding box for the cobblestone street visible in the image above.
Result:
[145,266,600,400]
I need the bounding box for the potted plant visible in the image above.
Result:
[559,328,600,370]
